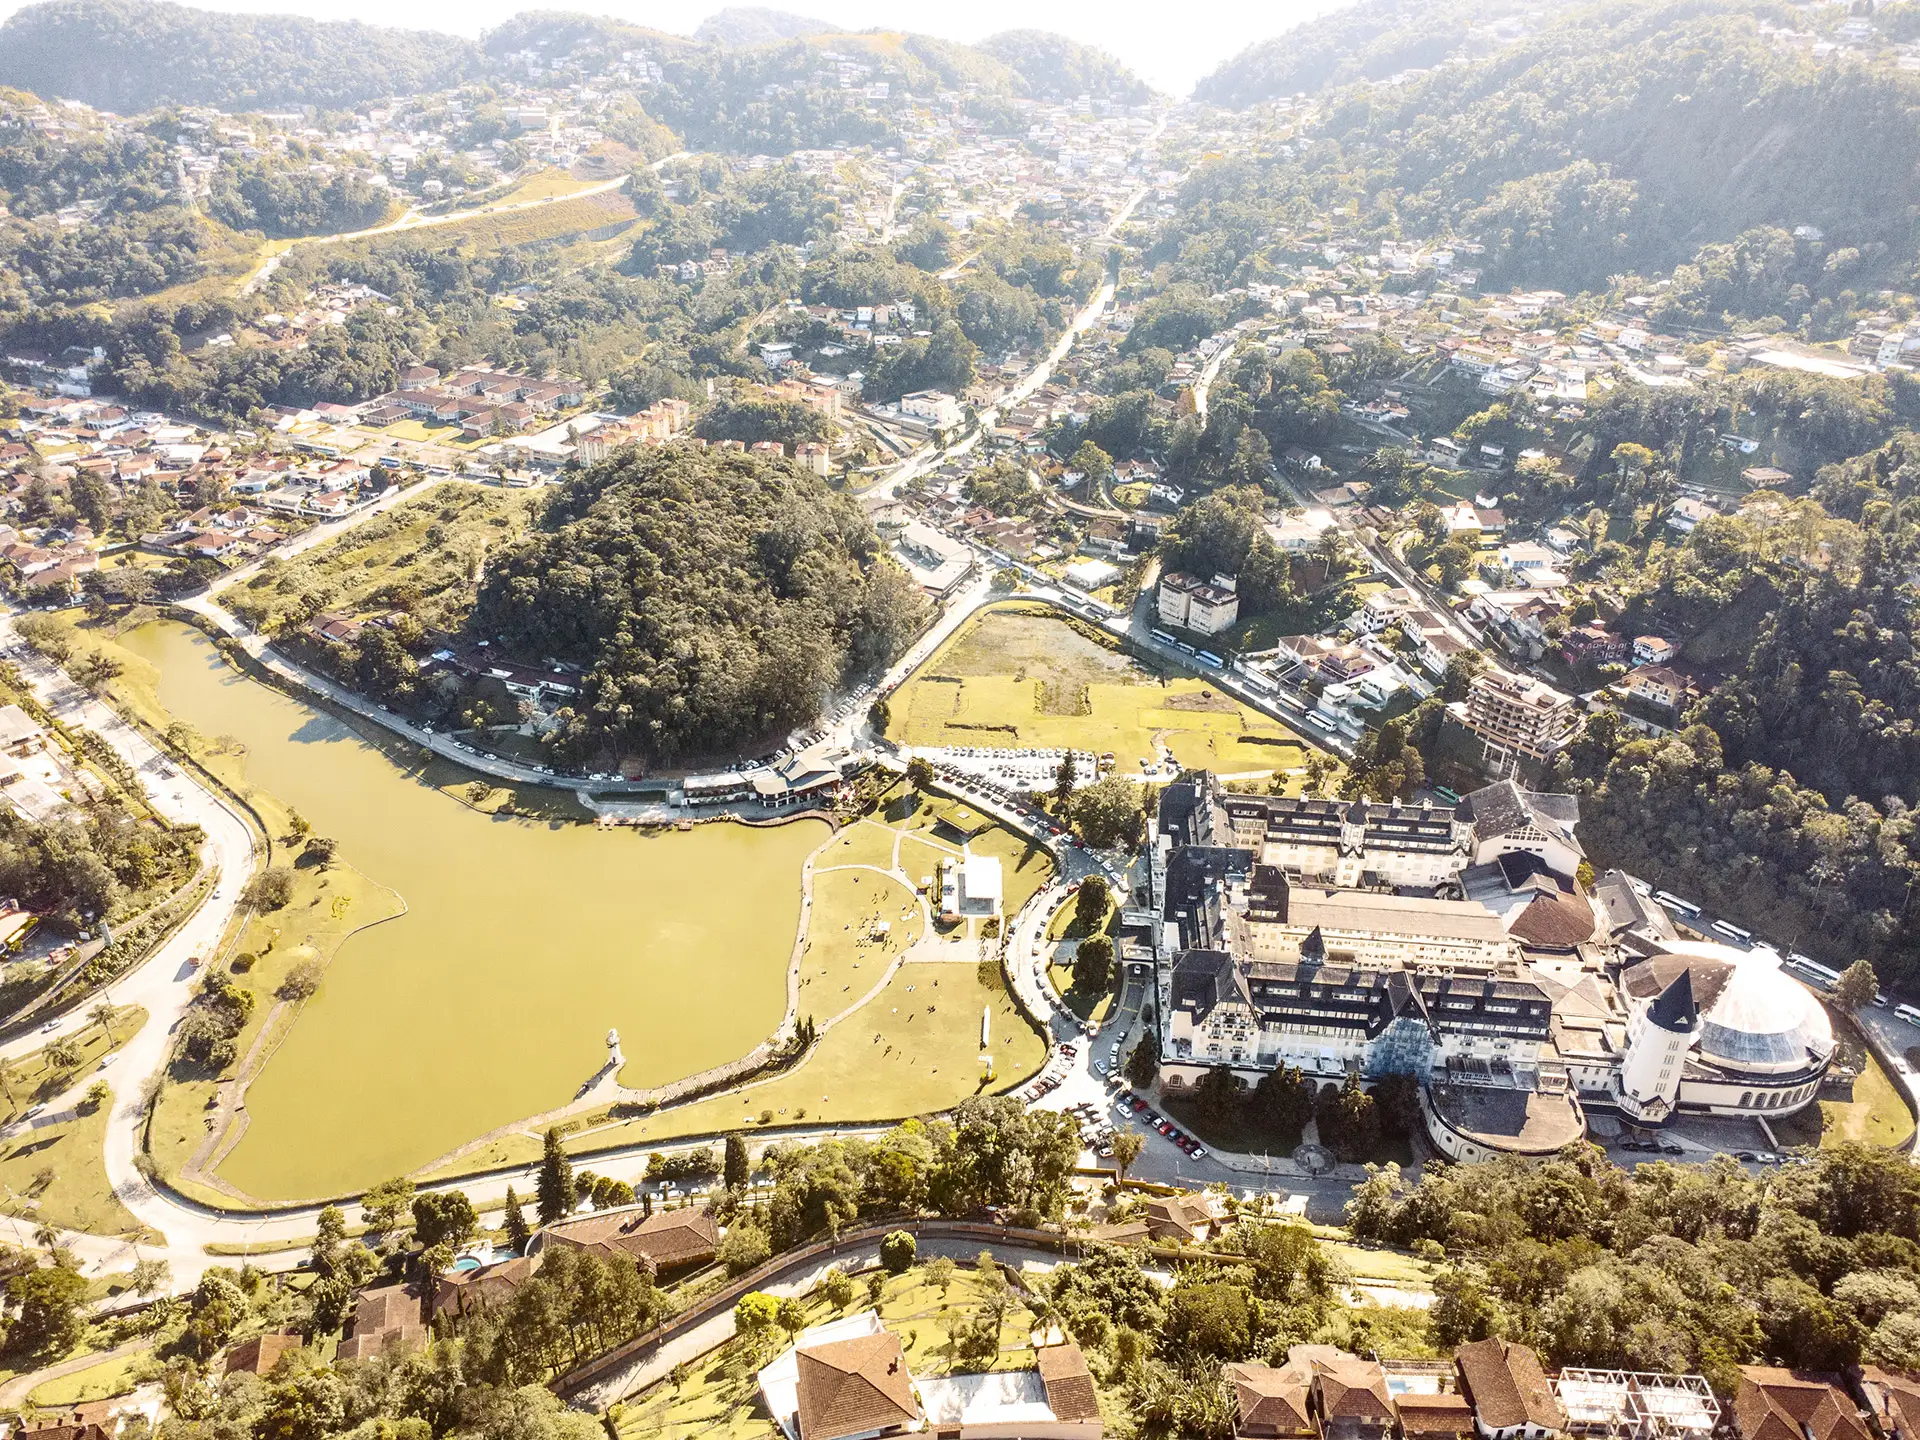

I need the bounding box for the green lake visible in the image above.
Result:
[121,622,825,1200]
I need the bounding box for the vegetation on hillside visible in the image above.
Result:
[471,446,928,765]
[0,0,479,111]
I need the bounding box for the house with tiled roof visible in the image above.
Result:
[543,1204,720,1276]
[224,1331,304,1376]
[1144,1192,1225,1244]
[1225,1361,1315,1440]
[335,1282,427,1362]
[1308,1350,1396,1440]
[1734,1369,1872,1440]
[1454,1338,1564,1440]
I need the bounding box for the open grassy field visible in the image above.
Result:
[888,605,1307,775]
[1778,1042,1916,1151]
[573,955,1044,1150]
[0,1098,153,1238]
[26,1348,148,1407]
[225,483,538,635]
[799,868,925,1020]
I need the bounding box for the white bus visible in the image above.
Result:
[1150,629,1177,646]
[1710,920,1753,943]
[1195,650,1224,669]
[1896,1004,1920,1028]
[1789,954,1843,989]
[1654,890,1701,916]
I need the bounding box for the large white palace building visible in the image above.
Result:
[1146,772,1836,1157]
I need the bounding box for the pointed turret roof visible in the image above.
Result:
[1647,967,1697,1033]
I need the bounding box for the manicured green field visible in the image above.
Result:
[888,605,1307,774]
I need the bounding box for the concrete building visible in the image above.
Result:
[1158,571,1241,636]
[1457,671,1581,774]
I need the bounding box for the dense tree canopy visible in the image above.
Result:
[472,446,927,765]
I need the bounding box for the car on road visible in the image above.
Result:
[39,1020,58,1034]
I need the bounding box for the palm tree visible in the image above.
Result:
[88,1002,116,1044]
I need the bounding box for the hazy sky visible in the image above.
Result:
[0,0,1351,95]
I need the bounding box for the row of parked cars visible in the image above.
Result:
[1115,1088,1209,1160]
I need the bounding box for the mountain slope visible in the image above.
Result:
[0,0,479,112]
[977,29,1152,103]
[693,7,837,47]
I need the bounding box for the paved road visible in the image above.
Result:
[0,613,260,1284]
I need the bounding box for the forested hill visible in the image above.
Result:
[1193,0,1545,107]
[470,447,929,768]
[693,7,836,47]
[0,0,480,112]
[976,31,1154,103]
[1173,0,1920,293]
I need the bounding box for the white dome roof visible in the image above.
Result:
[1658,943,1835,1072]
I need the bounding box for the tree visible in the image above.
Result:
[242,866,295,911]
[1193,1067,1243,1129]
[1125,1039,1158,1090]
[820,1266,856,1309]
[725,1133,750,1191]
[1316,1076,1381,1163]
[718,1221,772,1276]
[776,1295,808,1339]
[9,1262,89,1355]
[1250,1065,1315,1145]
[279,959,324,1000]
[83,1080,109,1112]
[360,1175,415,1234]
[881,1230,916,1273]
[88,1001,117,1042]
[1072,935,1115,993]
[1111,1130,1145,1181]
[537,1127,574,1225]
[1835,960,1881,1011]
[503,1186,532,1254]
[1054,753,1077,805]
[734,1291,780,1346]
[1070,775,1146,850]
[45,1037,82,1074]
[411,1189,478,1250]
[1070,440,1114,490]
[1074,876,1111,931]
[926,1256,956,1294]
[906,757,935,792]
[131,1256,170,1297]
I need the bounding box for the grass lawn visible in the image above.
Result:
[818,819,903,872]
[897,836,956,891]
[1047,943,1114,1025]
[27,1349,147,1407]
[1,1006,145,1124]
[960,827,1054,916]
[496,168,602,204]
[798,869,925,1021]
[887,605,1308,776]
[1322,1240,1438,1287]
[1778,1046,1916,1150]
[0,1099,154,1239]
[573,957,1044,1149]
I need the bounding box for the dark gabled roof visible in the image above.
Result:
[1456,781,1581,846]
[1171,949,1247,1023]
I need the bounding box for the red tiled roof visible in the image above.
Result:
[794,1331,921,1440]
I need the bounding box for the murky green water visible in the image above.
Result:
[122,623,824,1199]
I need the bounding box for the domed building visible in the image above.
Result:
[1616,944,1833,1122]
